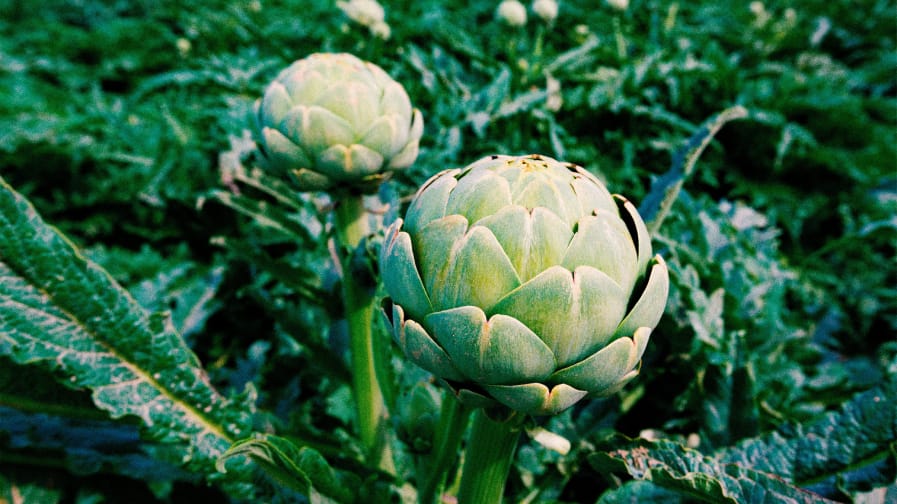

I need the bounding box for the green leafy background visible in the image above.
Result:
[1,0,894,502]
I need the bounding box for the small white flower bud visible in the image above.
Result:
[532,0,558,24]
[496,0,527,27]
[337,0,385,28]
[176,38,192,57]
[370,21,391,40]
[606,0,629,12]
[783,8,797,24]
[545,73,562,112]
[749,1,765,16]
[749,1,770,28]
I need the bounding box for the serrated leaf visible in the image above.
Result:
[591,380,897,503]
[0,343,192,495]
[590,438,838,503]
[0,354,102,419]
[544,35,601,74]
[202,189,314,241]
[495,88,549,118]
[597,480,686,503]
[220,143,304,212]
[0,405,192,483]
[218,434,359,504]
[718,377,897,497]
[698,359,759,450]
[0,176,254,479]
[131,263,224,340]
[211,235,328,303]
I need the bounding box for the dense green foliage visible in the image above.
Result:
[1,0,894,502]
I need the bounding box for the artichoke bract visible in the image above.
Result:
[380,154,669,416]
[254,53,423,192]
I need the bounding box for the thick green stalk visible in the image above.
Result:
[457,410,522,504]
[418,397,472,504]
[334,196,395,474]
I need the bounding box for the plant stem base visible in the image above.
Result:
[457,409,522,504]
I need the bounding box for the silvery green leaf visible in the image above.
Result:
[0,176,254,485]
[590,378,897,502]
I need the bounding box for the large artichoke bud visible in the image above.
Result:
[380,154,669,416]
[254,53,424,192]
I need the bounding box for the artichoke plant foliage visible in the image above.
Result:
[381,154,670,416]
[254,52,423,192]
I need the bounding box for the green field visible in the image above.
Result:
[1,1,895,502]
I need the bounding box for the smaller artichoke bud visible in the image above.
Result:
[496,0,528,27]
[532,0,559,24]
[395,382,441,454]
[253,53,423,193]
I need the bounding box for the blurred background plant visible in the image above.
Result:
[1,0,894,502]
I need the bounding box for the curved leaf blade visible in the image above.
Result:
[0,176,253,476]
[639,105,749,234]
[218,434,359,504]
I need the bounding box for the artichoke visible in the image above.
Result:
[380,154,669,416]
[254,52,423,192]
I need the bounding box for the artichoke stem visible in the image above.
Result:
[457,409,522,504]
[613,15,627,60]
[335,196,395,475]
[418,397,472,504]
